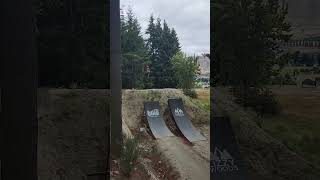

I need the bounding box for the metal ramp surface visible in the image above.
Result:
[168,98,206,142]
[144,101,174,138]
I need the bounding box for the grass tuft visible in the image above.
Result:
[120,136,141,177]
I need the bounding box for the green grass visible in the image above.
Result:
[260,87,320,168]
[194,89,210,112]
[190,98,210,112]
[139,90,162,101]
[262,111,320,168]
[120,136,141,177]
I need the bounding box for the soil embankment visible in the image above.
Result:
[122,89,210,180]
[38,89,109,180]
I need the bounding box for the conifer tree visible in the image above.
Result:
[213,0,291,96]
[121,8,150,89]
[146,16,181,88]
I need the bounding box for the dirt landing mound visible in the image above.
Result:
[122,89,210,180]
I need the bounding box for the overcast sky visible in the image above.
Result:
[120,0,210,56]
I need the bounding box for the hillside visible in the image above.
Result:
[121,89,210,180]
[212,87,320,180]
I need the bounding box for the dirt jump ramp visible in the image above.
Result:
[168,98,206,142]
[144,101,174,139]
[211,116,247,180]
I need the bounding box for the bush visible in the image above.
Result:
[271,74,296,85]
[120,137,140,177]
[183,89,198,98]
[172,52,199,90]
[283,73,296,85]
[302,79,316,87]
[234,87,281,116]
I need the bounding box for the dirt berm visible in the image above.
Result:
[122,89,210,180]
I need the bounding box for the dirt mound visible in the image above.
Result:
[122,89,210,180]
[212,87,320,180]
[122,89,209,129]
[38,89,109,180]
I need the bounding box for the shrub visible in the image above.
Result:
[271,74,296,85]
[183,89,198,98]
[283,73,296,85]
[120,137,140,177]
[172,52,199,90]
[302,79,316,87]
[234,87,281,116]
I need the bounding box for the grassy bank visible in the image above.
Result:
[262,86,320,167]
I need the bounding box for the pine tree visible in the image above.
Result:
[146,17,162,88]
[169,28,181,58]
[213,0,291,97]
[146,17,181,88]
[146,15,156,51]
[121,8,150,89]
[160,21,181,87]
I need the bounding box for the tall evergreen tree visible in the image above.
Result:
[121,8,150,89]
[170,28,181,57]
[213,0,291,97]
[146,17,162,88]
[146,17,181,88]
[160,21,180,87]
[146,15,156,51]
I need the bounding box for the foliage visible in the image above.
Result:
[146,16,181,88]
[120,137,140,177]
[35,2,185,89]
[271,73,296,85]
[234,87,281,116]
[34,0,109,88]
[183,89,198,98]
[213,0,292,98]
[121,8,150,89]
[120,9,182,89]
[172,52,200,90]
[302,79,316,87]
[263,116,320,168]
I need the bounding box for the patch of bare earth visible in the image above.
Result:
[111,129,180,180]
[38,89,109,180]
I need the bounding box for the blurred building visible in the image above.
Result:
[196,56,210,88]
[197,56,210,77]
[282,0,320,67]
